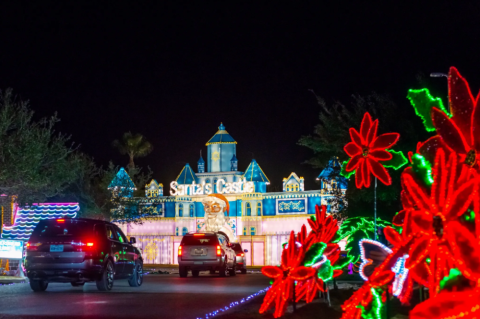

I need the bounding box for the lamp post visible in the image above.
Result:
[430,72,450,113]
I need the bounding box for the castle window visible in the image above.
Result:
[243,227,247,236]
[294,185,299,192]
[256,202,262,216]
[182,227,188,236]
[246,202,252,216]
[178,204,183,217]
[189,204,194,217]
[250,227,256,236]
[175,227,179,236]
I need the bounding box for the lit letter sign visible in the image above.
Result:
[170,178,255,195]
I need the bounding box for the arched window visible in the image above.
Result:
[286,185,290,192]
[250,227,256,236]
[257,202,262,216]
[178,204,183,217]
[205,179,210,184]
[182,227,188,236]
[175,227,179,236]
[214,178,218,193]
[238,201,242,216]
[295,185,299,192]
[189,204,194,217]
[243,227,247,236]
[246,202,252,216]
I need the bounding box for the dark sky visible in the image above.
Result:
[1,2,480,192]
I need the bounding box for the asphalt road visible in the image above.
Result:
[0,271,271,319]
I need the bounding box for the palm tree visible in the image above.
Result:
[112,132,153,169]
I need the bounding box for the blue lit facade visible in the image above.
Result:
[116,123,347,266]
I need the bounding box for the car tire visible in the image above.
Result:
[128,261,143,287]
[192,270,200,277]
[179,266,188,278]
[71,282,85,287]
[96,260,115,291]
[229,265,236,276]
[219,261,228,277]
[241,269,247,274]
[30,280,48,292]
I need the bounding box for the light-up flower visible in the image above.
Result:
[344,112,400,188]
[410,288,480,319]
[431,67,480,169]
[307,204,339,244]
[401,148,480,294]
[259,231,315,318]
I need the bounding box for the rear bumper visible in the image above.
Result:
[26,259,103,282]
[179,257,224,270]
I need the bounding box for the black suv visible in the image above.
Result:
[25,218,143,292]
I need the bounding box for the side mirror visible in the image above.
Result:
[130,237,136,244]
[244,249,248,253]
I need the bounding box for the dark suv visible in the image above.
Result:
[25,218,143,292]
[178,232,236,277]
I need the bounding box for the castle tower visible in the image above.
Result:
[230,154,238,171]
[206,123,237,173]
[197,153,205,173]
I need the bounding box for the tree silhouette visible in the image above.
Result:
[112,132,153,169]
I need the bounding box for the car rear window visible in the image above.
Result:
[181,235,219,246]
[231,243,243,253]
[30,220,95,240]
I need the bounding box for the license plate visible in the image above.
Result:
[50,245,64,252]
[194,249,204,255]
[194,262,203,265]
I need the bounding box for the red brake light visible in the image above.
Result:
[26,242,40,251]
[236,253,245,257]
[193,233,205,236]
[57,219,65,223]
[216,245,221,256]
[178,246,182,256]
[86,243,94,247]
[26,242,30,247]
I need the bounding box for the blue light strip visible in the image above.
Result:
[196,286,270,319]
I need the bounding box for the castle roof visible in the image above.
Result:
[206,123,237,145]
[108,168,136,189]
[243,159,270,183]
[317,157,348,188]
[176,163,199,184]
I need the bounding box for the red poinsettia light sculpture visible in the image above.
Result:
[344,112,400,188]
[260,205,346,318]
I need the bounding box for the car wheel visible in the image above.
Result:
[192,270,200,277]
[229,264,236,276]
[71,282,85,287]
[30,280,48,292]
[219,262,228,277]
[241,269,247,274]
[128,261,143,287]
[179,266,188,278]
[96,260,115,291]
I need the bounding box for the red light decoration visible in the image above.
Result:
[344,112,400,188]
[260,231,313,318]
[410,288,480,319]
[307,205,339,244]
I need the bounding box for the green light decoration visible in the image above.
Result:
[411,153,434,185]
[383,150,408,170]
[340,150,407,179]
[439,268,464,291]
[407,88,451,132]
[370,287,384,319]
[303,242,327,267]
[335,216,394,263]
[317,260,333,282]
[465,210,476,222]
[340,160,355,179]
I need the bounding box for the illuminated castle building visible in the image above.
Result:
[115,123,347,266]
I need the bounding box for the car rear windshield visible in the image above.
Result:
[231,243,243,253]
[30,220,95,241]
[181,235,219,246]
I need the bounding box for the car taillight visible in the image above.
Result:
[26,242,41,251]
[237,253,244,257]
[178,246,182,256]
[216,245,221,256]
[86,242,94,247]
[57,219,65,223]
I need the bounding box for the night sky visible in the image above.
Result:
[1,2,480,192]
